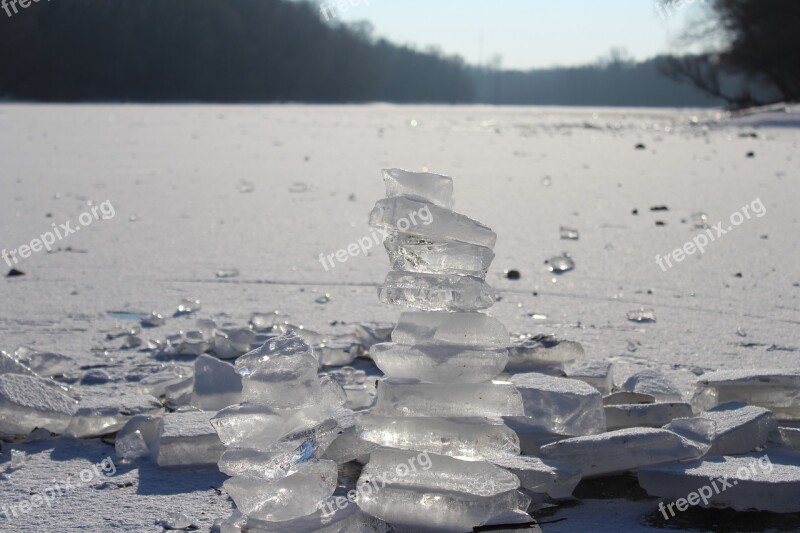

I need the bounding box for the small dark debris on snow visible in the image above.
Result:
[655,221,666,226]
[6,268,24,277]
[505,270,521,280]
[746,151,755,158]
[631,208,639,215]
[635,143,646,150]
[650,205,669,212]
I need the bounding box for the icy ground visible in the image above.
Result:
[0,104,798,532]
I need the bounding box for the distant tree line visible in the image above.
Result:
[0,0,787,107]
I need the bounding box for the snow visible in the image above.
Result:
[1,103,799,531]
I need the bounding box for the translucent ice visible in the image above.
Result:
[510,373,606,436]
[491,454,581,499]
[382,168,454,209]
[604,402,694,431]
[321,426,378,464]
[356,485,529,533]
[315,339,359,367]
[568,361,614,395]
[384,233,495,278]
[0,374,77,435]
[622,369,682,401]
[392,311,509,348]
[379,271,495,312]
[370,343,508,384]
[223,459,338,522]
[116,430,150,462]
[191,354,242,411]
[369,197,496,249]
[14,347,73,377]
[154,411,225,467]
[700,401,777,456]
[626,308,656,323]
[218,443,319,479]
[506,335,584,374]
[357,415,520,460]
[65,392,163,438]
[360,448,520,497]
[372,380,524,418]
[159,512,193,530]
[692,369,800,420]
[9,449,27,470]
[638,451,800,513]
[540,427,706,477]
[0,350,37,377]
[545,254,575,274]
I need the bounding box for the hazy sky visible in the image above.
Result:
[316,0,707,69]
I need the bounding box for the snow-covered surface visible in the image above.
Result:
[1,103,799,531]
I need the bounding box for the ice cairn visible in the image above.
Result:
[355,169,535,531]
[210,333,388,532]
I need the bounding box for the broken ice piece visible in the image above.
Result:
[249,311,280,330]
[159,512,194,530]
[13,347,73,377]
[65,392,163,438]
[604,402,694,431]
[213,327,256,360]
[382,168,454,209]
[0,374,78,435]
[568,361,614,395]
[9,449,27,470]
[322,426,378,464]
[663,417,715,452]
[116,429,150,462]
[360,448,520,497]
[0,350,37,377]
[154,411,225,467]
[692,369,800,420]
[218,442,319,479]
[491,454,581,499]
[356,484,530,533]
[141,312,165,328]
[216,268,241,279]
[372,380,524,418]
[191,354,242,411]
[776,427,800,451]
[506,335,584,374]
[370,343,508,384]
[638,451,800,513]
[509,373,606,436]
[357,415,520,460]
[384,233,495,278]
[316,339,359,367]
[138,364,193,399]
[545,254,575,274]
[603,391,656,405]
[175,298,201,316]
[559,226,579,240]
[626,308,656,323]
[392,311,509,348]
[369,196,496,249]
[540,427,706,478]
[379,271,495,312]
[699,402,777,456]
[178,330,209,356]
[622,369,682,401]
[352,322,393,351]
[224,459,338,522]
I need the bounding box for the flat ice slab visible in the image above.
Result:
[540,427,705,478]
[370,343,508,384]
[491,454,581,499]
[0,373,77,435]
[638,451,800,513]
[379,271,496,312]
[155,410,225,467]
[568,361,614,395]
[693,369,800,420]
[382,168,454,209]
[604,402,693,431]
[371,380,524,418]
[391,311,509,348]
[510,373,606,436]
[65,391,163,438]
[622,370,682,402]
[697,401,777,456]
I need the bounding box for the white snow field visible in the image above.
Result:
[0,104,798,532]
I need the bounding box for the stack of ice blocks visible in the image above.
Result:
[356,169,532,531]
[210,332,358,531]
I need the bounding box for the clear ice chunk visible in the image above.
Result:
[369,196,496,249]
[510,373,606,436]
[315,339,359,367]
[692,369,800,420]
[191,354,242,411]
[159,512,193,530]
[392,311,508,348]
[382,168,454,209]
[0,350,37,377]
[9,449,27,470]
[370,343,508,384]
[506,335,584,374]
[321,426,378,464]
[384,233,495,278]
[604,402,694,431]
[638,451,800,513]
[223,459,338,522]
[372,380,524,418]
[360,448,520,497]
[379,271,495,312]
[65,392,163,438]
[568,361,614,395]
[622,369,682,401]
[357,415,520,460]
[540,427,706,478]
[700,401,777,456]
[559,226,579,240]
[154,411,225,467]
[777,427,800,451]
[356,485,530,533]
[545,254,575,274]
[116,430,150,462]
[0,374,77,435]
[218,443,318,479]
[14,347,73,377]
[626,308,656,323]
